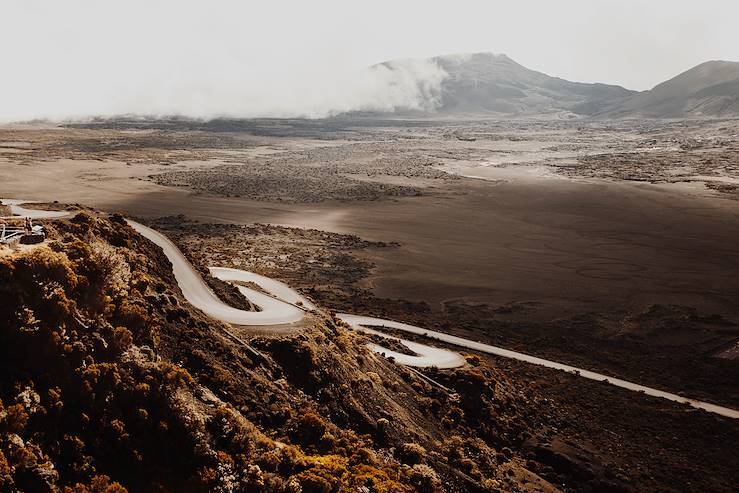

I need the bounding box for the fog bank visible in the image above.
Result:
[2,0,739,122]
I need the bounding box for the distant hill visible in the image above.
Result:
[376,53,739,119]
[597,60,739,118]
[377,52,636,118]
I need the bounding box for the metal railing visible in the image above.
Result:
[1,224,27,244]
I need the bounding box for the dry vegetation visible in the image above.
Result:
[149,163,423,203]
[145,216,394,299]
[149,216,739,492]
[0,127,252,167]
[0,213,573,492]
[147,141,458,203]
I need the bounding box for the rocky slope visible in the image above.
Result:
[0,212,573,492]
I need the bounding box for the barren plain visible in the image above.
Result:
[2,117,739,491]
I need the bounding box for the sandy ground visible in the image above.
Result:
[2,119,739,313]
[1,118,738,376]
[7,158,735,322]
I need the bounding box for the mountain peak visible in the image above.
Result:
[680,59,739,78]
[598,59,739,118]
[697,59,739,67]
[435,51,512,61]
[379,52,634,117]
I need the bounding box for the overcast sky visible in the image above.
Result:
[1,0,737,121]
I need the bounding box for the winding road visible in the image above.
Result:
[127,221,315,326]
[3,199,738,419]
[127,219,464,367]
[1,199,71,219]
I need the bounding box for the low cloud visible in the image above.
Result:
[0,54,447,122]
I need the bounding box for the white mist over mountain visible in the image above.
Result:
[1,0,738,122]
[14,59,448,121]
[0,1,451,121]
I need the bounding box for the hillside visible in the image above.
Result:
[1,203,738,492]
[597,60,739,118]
[378,52,636,118]
[0,211,567,492]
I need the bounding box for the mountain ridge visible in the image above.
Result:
[596,60,739,118]
[376,53,739,119]
[379,52,636,118]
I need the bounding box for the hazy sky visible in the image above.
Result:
[1,0,737,121]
